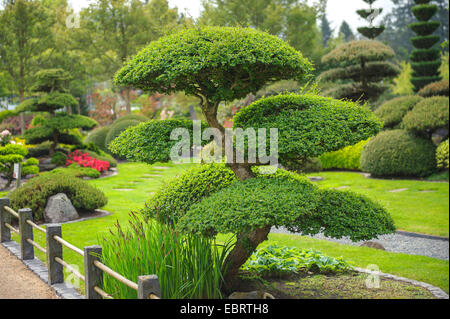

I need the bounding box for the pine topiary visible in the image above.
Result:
[356,0,385,39]
[374,96,424,129]
[320,40,399,102]
[401,96,449,134]
[361,129,437,177]
[418,79,449,97]
[17,69,98,155]
[409,0,442,91]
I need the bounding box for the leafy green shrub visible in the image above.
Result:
[418,80,449,97]
[178,174,395,241]
[361,129,437,177]
[314,189,396,241]
[436,139,449,170]
[109,119,208,164]
[319,139,370,171]
[50,151,67,167]
[9,171,107,221]
[114,26,312,104]
[401,96,449,133]
[374,96,423,129]
[0,144,39,187]
[142,164,237,225]
[100,213,230,299]
[105,120,141,149]
[50,164,101,179]
[233,94,381,162]
[242,245,351,277]
[84,126,111,152]
[113,114,149,125]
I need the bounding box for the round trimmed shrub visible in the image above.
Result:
[50,151,67,167]
[233,94,381,162]
[418,80,449,97]
[142,163,237,225]
[374,96,423,129]
[401,96,449,133]
[436,139,449,170]
[9,171,107,222]
[113,114,149,125]
[178,175,320,236]
[85,126,111,151]
[105,120,141,149]
[178,175,395,241]
[361,130,437,177]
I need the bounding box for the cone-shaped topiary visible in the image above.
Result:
[409,0,442,91]
[113,26,394,286]
[17,69,98,155]
[320,40,400,102]
[356,0,385,39]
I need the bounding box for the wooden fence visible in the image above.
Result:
[0,197,161,299]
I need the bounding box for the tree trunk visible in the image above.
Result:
[19,90,25,134]
[50,130,59,156]
[222,226,272,291]
[124,87,131,114]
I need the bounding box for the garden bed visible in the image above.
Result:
[233,271,437,299]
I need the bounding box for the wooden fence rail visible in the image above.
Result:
[0,197,161,300]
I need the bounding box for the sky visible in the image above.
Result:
[69,0,395,35]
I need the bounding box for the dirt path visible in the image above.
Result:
[0,245,58,299]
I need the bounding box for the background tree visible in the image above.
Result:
[320,40,400,102]
[357,0,385,39]
[74,0,189,114]
[17,69,98,155]
[198,0,322,63]
[0,0,53,133]
[409,0,442,91]
[339,21,355,42]
[109,27,395,285]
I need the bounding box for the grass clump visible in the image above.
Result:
[100,213,232,299]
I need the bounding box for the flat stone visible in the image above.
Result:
[113,188,134,192]
[360,241,386,250]
[308,176,324,182]
[44,193,79,223]
[152,166,170,170]
[389,188,408,193]
[331,186,350,190]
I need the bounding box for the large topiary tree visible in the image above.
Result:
[357,0,385,39]
[320,40,400,102]
[409,0,442,91]
[17,69,98,155]
[110,27,395,286]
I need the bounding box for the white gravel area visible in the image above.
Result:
[272,227,449,260]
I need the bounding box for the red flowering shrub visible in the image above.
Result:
[67,150,110,172]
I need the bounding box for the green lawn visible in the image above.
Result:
[5,163,449,294]
[308,172,449,237]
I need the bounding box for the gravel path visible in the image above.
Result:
[272,227,449,260]
[0,245,58,299]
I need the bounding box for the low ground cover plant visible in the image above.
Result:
[100,212,231,299]
[9,171,107,221]
[51,164,101,179]
[242,245,351,278]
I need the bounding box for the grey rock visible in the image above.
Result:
[229,291,275,299]
[360,241,386,250]
[44,193,79,223]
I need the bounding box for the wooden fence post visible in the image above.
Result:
[0,198,11,243]
[46,224,64,284]
[18,208,34,260]
[84,245,103,299]
[138,275,161,299]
